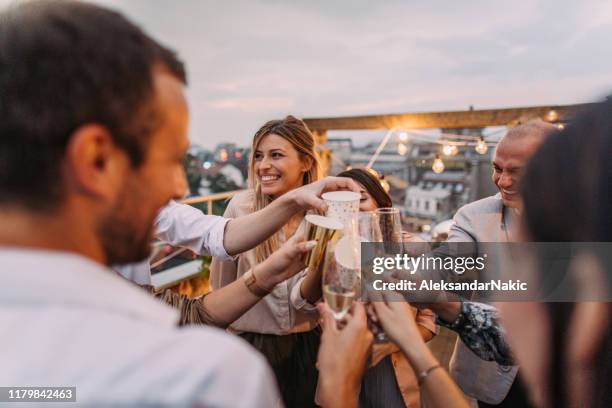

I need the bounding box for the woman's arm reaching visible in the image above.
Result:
[152,234,316,328]
[223,177,359,256]
[372,292,470,408]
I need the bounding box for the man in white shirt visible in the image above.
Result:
[0,1,356,406]
[118,183,358,285]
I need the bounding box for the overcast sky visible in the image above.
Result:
[7,0,612,148]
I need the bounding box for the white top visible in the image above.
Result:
[0,248,280,408]
[115,201,231,285]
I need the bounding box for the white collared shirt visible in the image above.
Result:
[0,248,280,407]
[116,201,231,285]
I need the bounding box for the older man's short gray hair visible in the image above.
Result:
[504,119,559,142]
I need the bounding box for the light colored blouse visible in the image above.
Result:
[210,191,318,335]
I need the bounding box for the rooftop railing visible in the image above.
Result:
[155,190,245,296]
[181,190,245,214]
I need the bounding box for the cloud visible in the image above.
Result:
[205,96,295,112]
[4,0,612,149]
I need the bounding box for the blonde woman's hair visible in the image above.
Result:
[248,115,320,263]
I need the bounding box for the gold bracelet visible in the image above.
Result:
[417,364,443,386]
[243,268,271,297]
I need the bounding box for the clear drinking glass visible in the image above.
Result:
[370,207,404,342]
[322,233,361,320]
[358,212,383,243]
[375,207,403,245]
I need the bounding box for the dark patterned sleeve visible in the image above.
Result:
[142,285,222,327]
[438,301,515,366]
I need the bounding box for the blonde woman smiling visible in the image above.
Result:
[211,116,323,407]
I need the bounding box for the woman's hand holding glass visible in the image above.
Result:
[256,234,317,291]
[316,302,373,408]
[370,291,430,365]
[322,235,361,320]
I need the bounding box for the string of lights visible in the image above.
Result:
[355,109,564,174]
[365,127,499,173]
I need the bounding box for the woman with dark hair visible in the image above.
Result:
[337,168,392,210]
[503,100,612,408]
[337,167,439,408]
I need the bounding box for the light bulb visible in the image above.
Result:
[557,123,565,130]
[475,137,488,154]
[432,156,445,173]
[397,142,408,156]
[398,132,409,143]
[442,143,454,156]
[442,143,458,156]
[546,109,558,122]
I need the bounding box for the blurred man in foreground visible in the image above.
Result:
[0,1,356,406]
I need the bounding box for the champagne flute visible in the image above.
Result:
[375,207,403,247]
[358,211,391,342]
[358,211,383,242]
[322,233,360,320]
[358,211,383,287]
[371,207,403,342]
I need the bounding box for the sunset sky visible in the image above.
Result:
[6,0,612,148]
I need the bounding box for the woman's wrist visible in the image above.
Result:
[277,189,302,213]
[248,264,275,294]
[299,272,322,304]
[318,372,360,408]
[398,337,437,372]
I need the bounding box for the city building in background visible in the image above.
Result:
[321,127,499,233]
[184,126,498,234]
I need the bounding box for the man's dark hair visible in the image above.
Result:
[0,0,187,211]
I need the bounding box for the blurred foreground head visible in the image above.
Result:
[501,102,612,408]
[0,0,189,264]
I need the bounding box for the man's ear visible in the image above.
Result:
[62,124,130,202]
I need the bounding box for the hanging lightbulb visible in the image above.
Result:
[546,109,558,122]
[557,123,565,130]
[397,142,408,156]
[475,136,488,155]
[432,155,445,174]
[442,142,458,156]
[442,143,454,156]
[398,132,409,143]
